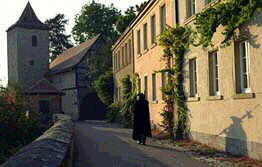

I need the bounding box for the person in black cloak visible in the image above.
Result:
[132,93,152,145]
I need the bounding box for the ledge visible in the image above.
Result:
[1,114,74,167]
[150,42,157,49]
[184,15,196,25]
[187,96,200,102]
[142,48,149,55]
[232,93,255,100]
[137,53,142,58]
[206,95,223,101]
[151,100,158,104]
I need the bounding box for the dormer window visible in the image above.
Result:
[32,35,37,47]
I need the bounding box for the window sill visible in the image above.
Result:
[207,95,223,101]
[187,96,200,102]
[151,100,158,104]
[184,15,196,25]
[203,0,221,11]
[151,42,157,49]
[142,48,149,54]
[232,93,255,100]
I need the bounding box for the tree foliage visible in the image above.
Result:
[45,14,73,62]
[0,83,48,163]
[194,0,262,47]
[116,7,137,34]
[116,1,148,34]
[94,70,114,106]
[72,1,121,43]
[120,74,139,128]
[86,40,113,90]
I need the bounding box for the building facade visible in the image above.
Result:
[113,0,262,160]
[112,27,134,102]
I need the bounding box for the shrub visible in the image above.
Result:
[94,70,114,106]
[106,102,122,123]
[0,83,47,164]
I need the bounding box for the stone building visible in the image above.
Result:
[7,2,106,120]
[47,35,107,120]
[113,0,262,160]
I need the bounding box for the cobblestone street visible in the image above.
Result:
[73,121,210,167]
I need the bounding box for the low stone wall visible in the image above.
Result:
[0,114,74,167]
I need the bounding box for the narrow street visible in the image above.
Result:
[73,121,210,167]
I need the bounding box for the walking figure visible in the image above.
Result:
[132,93,152,145]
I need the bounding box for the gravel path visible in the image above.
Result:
[73,121,210,167]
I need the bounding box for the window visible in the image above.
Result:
[152,73,157,101]
[189,58,197,97]
[151,15,156,44]
[29,60,34,66]
[144,76,148,100]
[125,43,128,65]
[115,87,119,101]
[138,78,141,93]
[161,71,167,99]
[32,35,37,47]
[208,51,219,96]
[39,100,50,113]
[187,0,196,18]
[118,50,120,70]
[143,23,148,50]
[235,40,251,93]
[128,39,132,63]
[160,4,166,33]
[175,0,179,24]
[122,46,125,66]
[137,30,141,54]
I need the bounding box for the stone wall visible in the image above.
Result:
[0,114,74,167]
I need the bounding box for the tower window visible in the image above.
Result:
[32,35,37,47]
[29,60,34,66]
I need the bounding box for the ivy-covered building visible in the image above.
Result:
[113,0,262,160]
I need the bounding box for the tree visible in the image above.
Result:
[116,7,136,34]
[86,40,113,89]
[94,70,114,106]
[72,1,121,43]
[45,14,73,62]
[135,1,148,13]
[116,1,148,34]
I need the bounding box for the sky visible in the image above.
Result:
[0,0,145,86]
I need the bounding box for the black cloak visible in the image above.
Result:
[132,99,152,140]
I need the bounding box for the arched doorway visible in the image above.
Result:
[79,92,106,120]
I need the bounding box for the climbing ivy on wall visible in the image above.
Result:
[159,25,192,140]
[194,0,262,47]
[120,74,139,128]
[158,0,262,140]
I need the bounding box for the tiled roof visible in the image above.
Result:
[25,78,63,95]
[7,2,49,32]
[48,35,101,75]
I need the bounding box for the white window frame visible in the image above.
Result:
[239,40,251,93]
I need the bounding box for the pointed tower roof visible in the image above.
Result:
[7,2,49,32]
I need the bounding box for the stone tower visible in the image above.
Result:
[7,2,49,89]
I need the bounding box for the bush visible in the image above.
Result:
[0,83,48,164]
[94,70,114,106]
[106,102,122,123]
